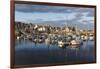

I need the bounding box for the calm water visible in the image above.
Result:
[15,40,95,65]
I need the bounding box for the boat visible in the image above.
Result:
[58,41,65,48]
[89,35,94,41]
[70,39,83,47]
[58,40,70,48]
[81,35,88,41]
[16,36,23,40]
[72,35,76,39]
[58,41,70,48]
[38,39,43,43]
[83,36,88,41]
[70,40,80,45]
[67,35,72,41]
[88,33,94,41]
[33,38,44,43]
[45,38,51,45]
[16,36,20,40]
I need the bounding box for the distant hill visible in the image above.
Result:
[32,20,94,30]
[15,20,94,30]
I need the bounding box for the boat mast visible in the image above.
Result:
[75,24,77,35]
[66,17,68,35]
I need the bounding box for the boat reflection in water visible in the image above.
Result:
[15,38,95,65]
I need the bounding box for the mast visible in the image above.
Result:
[66,17,68,35]
[66,17,68,28]
[75,24,77,34]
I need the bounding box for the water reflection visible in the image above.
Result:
[15,39,95,65]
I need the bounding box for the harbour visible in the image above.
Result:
[15,21,95,65]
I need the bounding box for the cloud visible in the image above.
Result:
[15,4,94,13]
[86,12,94,17]
[15,3,94,30]
[16,4,89,13]
[15,4,72,13]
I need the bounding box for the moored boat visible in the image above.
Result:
[58,40,70,48]
[89,34,94,41]
[45,38,51,45]
[89,36,94,41]
[70,39,83,47]
[81,35,88,41]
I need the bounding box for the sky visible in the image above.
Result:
[15,3,95,29]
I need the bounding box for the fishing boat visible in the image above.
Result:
[67,35,72,41]
[58,41,63,47]
[31,34,43,43]
[70,39,83,48]
[58,37,70,48]
[84,36,88,41]
[70,40,80,45]
[32,37,44,43]
[89,35,94,41]
[58,40,70,48]
[81,35,88,41]
[58,41,65,48]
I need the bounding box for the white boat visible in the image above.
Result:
[70,40,80,45]
[89,36,94,41]
[58,40,70,48]
[17,36,20,40]
[33,38,44,43]
[16,36,22,40]
[33,39,38,42]
[70,39,83,47]
[83,36,88,41]
[81,35,88,41]
[81,35,84,40]
[58,41,64,47]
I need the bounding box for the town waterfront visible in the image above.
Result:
[15,39,95,65]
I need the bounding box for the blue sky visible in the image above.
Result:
[15,4,94,29]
